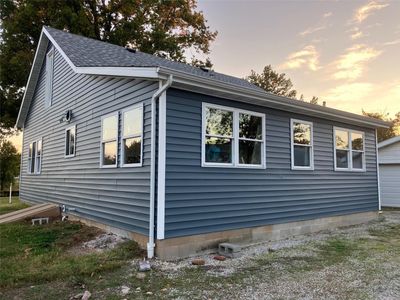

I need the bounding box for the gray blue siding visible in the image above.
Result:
[20,46,158,235]
[164,89,378,238]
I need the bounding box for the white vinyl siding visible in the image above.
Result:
[44,48,54,107]
[202,103,265,168]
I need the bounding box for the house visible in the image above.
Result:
[16,27,389,259]
[378,136,400,208]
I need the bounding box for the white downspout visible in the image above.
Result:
[375,128,382,212]
[148,74,173,258]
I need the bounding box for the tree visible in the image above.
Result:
[246,65,297,98]
[0,140,20,191]
[0,0,217,132]
[362,111,400,142]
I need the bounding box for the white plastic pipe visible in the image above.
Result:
[148,75,173,258]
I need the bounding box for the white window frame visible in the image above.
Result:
[45,48,54,108]
[65,124,76,158]
[120,103,143,167]
[333,127,366,172]
[27,138,42,175]
[201,102,266,169]
[290,119,314,170]
[100,112,119,168]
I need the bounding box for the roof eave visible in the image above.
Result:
[378,136,400,149]
[158,67,391,129]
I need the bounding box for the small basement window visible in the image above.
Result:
[291,119,314,170]
[65,125,76,158]
[28,139,42,174]
[101,113,118,167]
[202,103,265,168]
[121,104,143,167]
[45,48,54,108]
[334,127,365,171]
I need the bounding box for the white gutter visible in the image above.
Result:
[375,129,382,212]
[148,74,173,258]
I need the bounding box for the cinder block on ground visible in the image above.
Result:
[218,242,242,258]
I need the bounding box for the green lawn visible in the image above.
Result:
[0,196,30,215]
[0,198,399,299]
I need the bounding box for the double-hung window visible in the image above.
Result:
[65,125,76,158]
[334,128,365,171]
[101,113,118,167]
[28,139,42,174]
[121,105,143,167]
[202,103,265,168]
[291,119,314,170]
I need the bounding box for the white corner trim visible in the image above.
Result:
[290,119,314,170]
[157,91,167,240]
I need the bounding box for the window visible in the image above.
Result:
[121,105,143,167]
[65,125,76,158]
[202,103,265,168]
[291,119,314,170]
[45,48,54,108]
[101,113,118,167]
[27,139,42,174]
[334,128,365,171]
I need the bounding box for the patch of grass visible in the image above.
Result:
[0,197,30,215]
[0,221,143,289]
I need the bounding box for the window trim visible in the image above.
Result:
[27,138,42,175]
[290,119,314,170]
[333,126,366,172]
[201,102,266,169]
[120,103,144,168]
[65,124,76,158]
[100,112,119,168]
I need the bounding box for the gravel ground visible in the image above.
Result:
[152,211,400,299]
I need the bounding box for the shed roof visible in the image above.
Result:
[378,136,400,149]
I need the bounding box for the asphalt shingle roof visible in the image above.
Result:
[45,27,263,92]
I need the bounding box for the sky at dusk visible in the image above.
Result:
[8,0,400,151]
[196,0,400,116]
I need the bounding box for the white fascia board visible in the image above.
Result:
[378,136,400,149]
[75,66,161,79]
[16,30,49,128]
[158,67,390,129]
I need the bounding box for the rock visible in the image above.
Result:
[81,290,91,300]
[69,293,83,300]
[136,272,146,279]
[121,286,130,295]
[139,260,151,271]
[146,291,153,295]
[192,259,205,265]
[213,255,226,261]
[161,288,168,292]
[136,287,141,291]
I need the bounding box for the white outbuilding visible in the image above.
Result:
[378,136,400,208]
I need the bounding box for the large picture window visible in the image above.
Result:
[101,113,118,167]
[202,103,265,168]
[334,128,365,171]
[121,105,143,167]
[291,119,314,170]
[65,125,76,158]
[27,139,42,174]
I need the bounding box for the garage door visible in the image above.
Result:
[380,164,400,207]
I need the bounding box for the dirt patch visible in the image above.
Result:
[68,232,127,255]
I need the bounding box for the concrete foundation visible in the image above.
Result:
[155,211,377,260]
